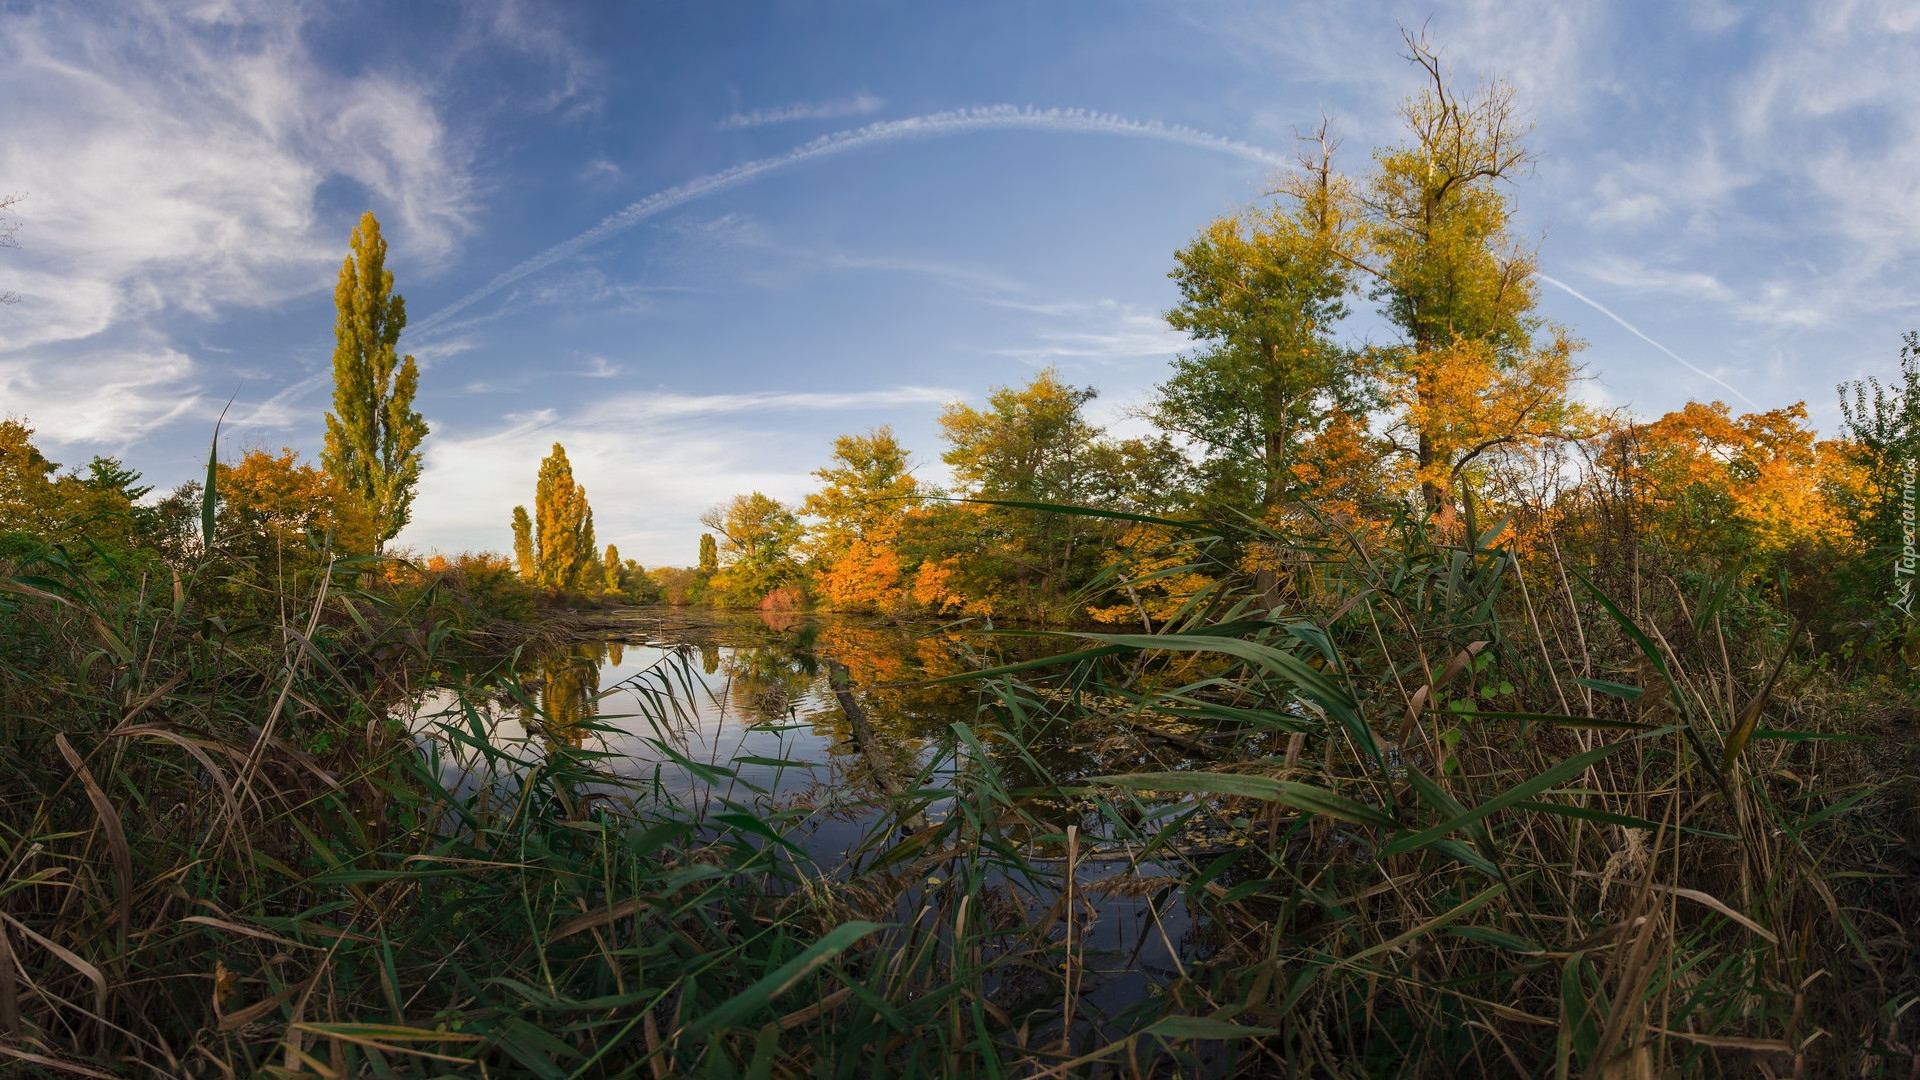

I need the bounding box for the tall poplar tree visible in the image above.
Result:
[509,444,595,590]
[604,543,622,592]
[321,211,428,552]
[535,443,594,590]
[511,506,535,580]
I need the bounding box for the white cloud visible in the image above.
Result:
[0,345,200,449]
[0,1,494,455]
[405,386,962,564]
[985,298,1186,365]
[719,94,886,130]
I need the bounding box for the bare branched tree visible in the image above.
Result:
[0,192,23,305]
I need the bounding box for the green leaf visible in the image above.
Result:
[1090,772,1398,829]
[1447,710,1657,732]
[1515,800,1735,840]
[1382,736,1650,856]
[1143,1015,1278,1040]
[1446,926,1544,954]
[1749,729,1868,743]
[680,920,885,1042]
[1570,678,1643,703]
[201,429,219,550]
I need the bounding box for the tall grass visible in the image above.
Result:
[1,493,1915,1076]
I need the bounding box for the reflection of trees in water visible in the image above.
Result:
[607,641,623,667]
[699,644,720,675]
[532,642,603,744]
[721,643,812,722]
[807,624,979,745]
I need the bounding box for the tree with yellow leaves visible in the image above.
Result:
[321,212,428,553]
[1359,34,1586,521]
[803,427,921,611]
[510,443,595,591]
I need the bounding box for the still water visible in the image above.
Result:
[410,608,1199,1016]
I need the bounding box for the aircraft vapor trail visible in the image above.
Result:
[410,106,1287,338]
[1538,273,1758,409]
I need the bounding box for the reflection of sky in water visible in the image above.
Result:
[409,614,1197,1015]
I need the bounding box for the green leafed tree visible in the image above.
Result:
[698,533,718,576]
[321,211,429,552]
[701,493,803,607]
[1153,124,1365,513]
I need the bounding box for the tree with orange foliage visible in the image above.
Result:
[803,427,922,611]
[1629,401,1859,561]
[216,447,378,563]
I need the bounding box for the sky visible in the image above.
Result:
[3,0,1919,566]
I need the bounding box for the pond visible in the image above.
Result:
[410,607,1211,1023]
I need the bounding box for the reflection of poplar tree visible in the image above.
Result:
[537,644,600,743]
[510,443,595,590]
[321,211,428,553]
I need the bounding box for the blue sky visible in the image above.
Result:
[3,1,1918,565]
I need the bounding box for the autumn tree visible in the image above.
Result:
[803,427,922,610]
[216,447,378,562]
[698,533,718,576]
[0,420,154,546]
[1154,124,1368,512]
[1359,34,1584,521]
[511,506,535,580]
[701,492,803,607]
[603,543,622,593]
[511,443,595,591]
[928,369,1108,617]
[321,211,428,552]
[1630,401,1857,562]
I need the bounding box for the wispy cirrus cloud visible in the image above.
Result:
[410,105,1287,336]
[719,93,886,129]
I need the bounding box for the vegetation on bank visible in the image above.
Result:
[1,30,1918,1079]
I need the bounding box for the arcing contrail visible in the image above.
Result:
[410,106,1287,338]
[1538,273,1758,409]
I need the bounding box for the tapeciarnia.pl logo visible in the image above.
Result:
[1897,458,1916,616]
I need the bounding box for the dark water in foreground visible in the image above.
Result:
[410,608,1199,1019]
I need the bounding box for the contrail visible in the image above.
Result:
[410,106,1286,338]
[1538,273,1758,409]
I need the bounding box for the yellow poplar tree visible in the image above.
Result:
[604,543,621,592]
[321,211,428,552]
[511,506,535,580]
[511,443,595,590]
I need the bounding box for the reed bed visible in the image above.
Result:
[1,499,1915,1077]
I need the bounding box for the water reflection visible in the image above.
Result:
[529,642,603,743]
[408,610,1203,1025]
